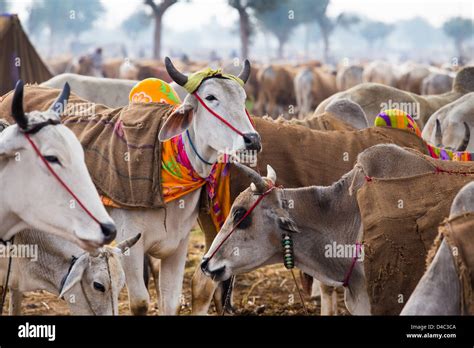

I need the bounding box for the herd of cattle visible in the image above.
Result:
[0,55,473,316]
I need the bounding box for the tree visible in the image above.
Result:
[0,0,9,13]
[228,0,276,60]
[144,0,178,59]
[122,10,152,40]
[290,0,358,62]
[254,0,299,58]
[28,0,104,56]
[443,17,474,60]
[360,20,393,51]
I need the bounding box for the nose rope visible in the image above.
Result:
[24,133,101,226]
[193,92,256,136]
[207,186,276,261]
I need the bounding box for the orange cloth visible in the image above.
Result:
[102,78,231,230]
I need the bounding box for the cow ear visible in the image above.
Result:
[59,254,89,298]
[158,95,196,141]
[278,216,300,233]
[266,208,300,233]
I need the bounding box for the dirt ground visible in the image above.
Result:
[13,228,348,316]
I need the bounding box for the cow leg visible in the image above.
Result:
[124,242,150,315]
[192,213,226,314]
[191,266,219,315]
[158,235,189,315]
[320,284,337,316]
[148,255,161,308]
[311,278,322,300]
[8,289,22,315]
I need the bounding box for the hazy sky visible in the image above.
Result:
[9,0,474,30]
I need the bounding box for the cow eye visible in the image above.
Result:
[93,282,106,292]
[205,95,217,101]
[233,207,251,229]
[43,155,61,165]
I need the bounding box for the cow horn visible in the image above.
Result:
[49,82,70,117]
[164,57,188,86]
[11,80,28,130]
[434,119,443,147]
[116,233,141,253]
[457,122,471,152]
[234,162,268,193]
[237,59,251,84]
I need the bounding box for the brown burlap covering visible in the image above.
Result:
[0,15,52,95]
[274,112,355,131]
[0,86,174,208]
[198,116,431,238]
[356,154,474,315]
[234,116,430,189]
[437,213,474,315]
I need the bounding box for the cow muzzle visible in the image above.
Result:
[201,257,228,281]
[243,132,262,152]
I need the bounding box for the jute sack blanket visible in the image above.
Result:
[273,112,356,131]
[203,116,430,230]
[356,153,474,315]
[436,213,474,314]
[0,86,174,208]
[232,116,430,190]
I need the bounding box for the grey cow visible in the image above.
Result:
[0,231,140,315]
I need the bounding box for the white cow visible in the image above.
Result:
[108,57,261,315]
[0,81,116,251]
[41,74,137,109]
[1,232,140,315]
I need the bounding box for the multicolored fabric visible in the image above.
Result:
[102,78,231,230]
[184,67,244,94]
[161,135,231,228]
[374,109,422,137]
[375,109,473,162]
[129,78,181,105]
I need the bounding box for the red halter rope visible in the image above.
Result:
[207,185,276,260]
[24,133,101,226]
[207,182,363,288]
[342,242,363,287]
[193,92,256,136]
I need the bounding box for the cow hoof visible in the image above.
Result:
[131,300,149,315]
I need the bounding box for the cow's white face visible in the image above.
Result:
[59,249,125,315]
[59,234,140,315]
[159,58,261,165]
[0,112,116,251]
[193,78,258,155]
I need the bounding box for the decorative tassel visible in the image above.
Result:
[281,233,294,269]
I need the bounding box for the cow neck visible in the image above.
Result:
[281,172,363,288]
[182,124,216,178]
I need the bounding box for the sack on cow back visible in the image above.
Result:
[0,85,174,208]
[274,112,356,131]
[356,151,474,315]
[234,116,430,190]
[435,213,474,315]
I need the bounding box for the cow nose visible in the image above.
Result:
[100,222,117,244]
[201,257,210,274]
[243,133,262,152]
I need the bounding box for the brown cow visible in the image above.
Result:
[316,66,474,128]
[294,67,338,118]
[336,65,363,91]
[255,65,297,118]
